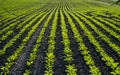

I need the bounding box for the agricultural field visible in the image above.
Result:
[0,0,120,75]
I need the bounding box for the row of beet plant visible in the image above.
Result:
[0,8,51,42]
[103,18,120,27]
[94,17,120,36]
[0,4,51,41]
[0,10,47,56]
[0,14,27,35]
[80,13,120,56]
[0,17,10,26]
[0,30,13,41]
[64,7,101,75]
[0,14,25,29]
[44,7,58,75]
[23,8,56,75]
[73,11,120,75]
[91,12,120,27]
[0,13,38,42]
[0,10,51,74]
[86,14,120,41]
[15,8,51,30]
[60,7,77,75]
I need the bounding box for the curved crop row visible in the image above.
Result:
[0,17,9,26]
[0,10,48,56]
[44,8,58,75]
[0,14,26,30]
[0,9,52,75]
[60,8,77,75]
[94,17,120,33]
[0,15,36,42]
[71,11,120,75]
[0,12,40,42]
[79,13,120,56]
[85,15,120,41]
[23,7,57,75]
[103,18,120,27]
[0,30,13,41]
[64,7,101,75]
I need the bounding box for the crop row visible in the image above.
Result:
[24,7,57,75]
[0,0,120,74]
[70,10,120,74]
[0,9,53,74]
[63,6,101,75]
